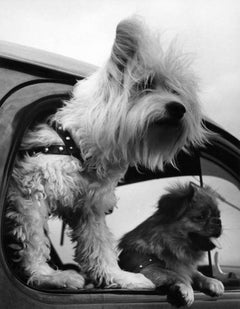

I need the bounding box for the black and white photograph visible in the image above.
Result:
[0,0,239,308]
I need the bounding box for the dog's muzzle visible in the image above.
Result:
[189,217,222,251]
[208,217,222,237]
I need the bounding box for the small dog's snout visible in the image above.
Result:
[166,102,186,120]
[209,217,222,237]
[210,217,222,226]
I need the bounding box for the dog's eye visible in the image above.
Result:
[165,85,180,96]
[137,77,156,93]
[194,214,206,221]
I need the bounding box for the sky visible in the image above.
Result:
[0,0,239,139]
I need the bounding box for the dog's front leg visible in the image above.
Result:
[141,264,194,307]
[7,192,85,289]
[193,271,224,297]
[71,213,155,289]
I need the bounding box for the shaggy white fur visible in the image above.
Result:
[6,17,208,289]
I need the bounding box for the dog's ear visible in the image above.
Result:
[157,184,196,223]
[111,18,142,72]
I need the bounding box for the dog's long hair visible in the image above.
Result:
[118,183,224,306]
[52,18,208,172]
[119,183,220,261]
[6,17,209,289]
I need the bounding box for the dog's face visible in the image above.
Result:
[157,183,222,251]
[104,18,207,169]
[72,18,208,171]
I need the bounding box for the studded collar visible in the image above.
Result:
[20,121,84,164]
[118,250,166,273]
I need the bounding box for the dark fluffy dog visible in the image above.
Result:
[118,183,224,307]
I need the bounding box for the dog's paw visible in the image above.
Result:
[29,269,85,289]
[201,277,224,297]
[167,283,194,307]
[113,271,155,289]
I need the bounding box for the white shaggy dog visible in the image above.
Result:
[6,17,208,289]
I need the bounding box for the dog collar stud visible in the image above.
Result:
[138,258,153,269]
[119,250,166,273]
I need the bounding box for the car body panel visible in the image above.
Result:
[0,40,97,78]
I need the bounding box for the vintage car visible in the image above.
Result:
[0,40,239,308]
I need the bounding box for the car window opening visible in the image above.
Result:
[2,103,240,294]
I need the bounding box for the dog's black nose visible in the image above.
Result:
[166,102,186,120]
[105,209,113,215]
